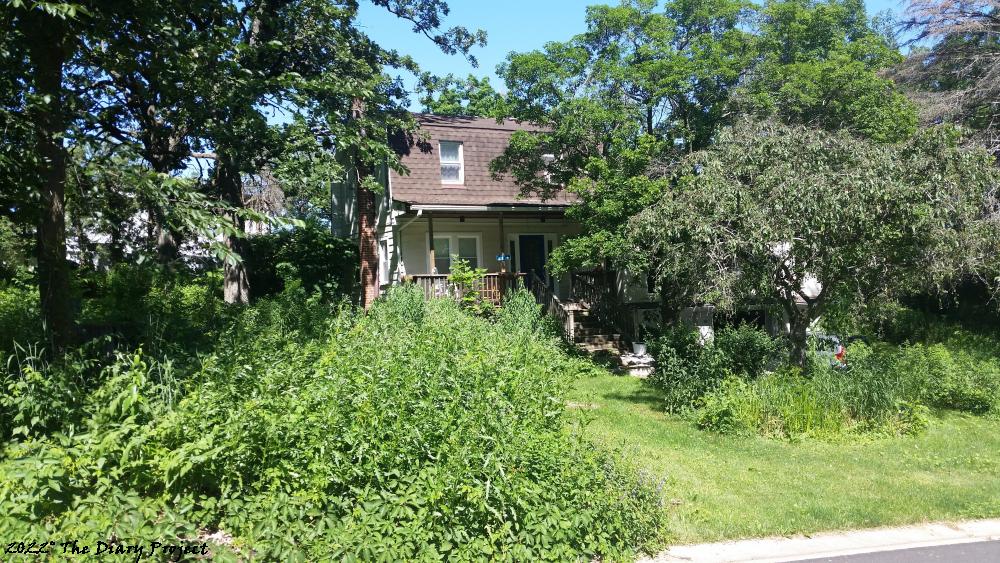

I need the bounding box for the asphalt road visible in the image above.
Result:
[795,540,1000,562]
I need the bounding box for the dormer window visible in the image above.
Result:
[439,141,464,184]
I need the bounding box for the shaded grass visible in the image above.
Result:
[568,373,1000,544]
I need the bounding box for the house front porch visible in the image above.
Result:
[391,205,581,301]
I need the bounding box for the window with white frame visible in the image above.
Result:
[439,141,464,184]
[431,234,479,274]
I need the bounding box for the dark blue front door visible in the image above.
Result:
[518,235,545,288]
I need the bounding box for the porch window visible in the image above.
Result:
[431,234,480,274]
[457,237,478,269]
[433,237,451,274]
[439,141,463,184]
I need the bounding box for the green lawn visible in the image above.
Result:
[568,373,1000,545]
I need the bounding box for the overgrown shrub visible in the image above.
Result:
[1,285,667,560]
[447,257,496,317]
[897,342,999,414]
[244,220,357,300]
[693,336,998,439]
[696,359,930,439]
[0,284,41,356]
[649,324,781,412]
[75,264,225,355]
[650,318,999,439]
[714,323,784,380]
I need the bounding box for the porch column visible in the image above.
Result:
[427,211,435,274]
[498,211,505,273]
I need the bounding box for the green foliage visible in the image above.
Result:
[446,257,495,316]
[0,217,30,281]
[634,119,1000,364]
[417,73,509,118]
[549,135,670,274]
[76,265,224,356]
[244,221,358,300]
[896,342,1000,415]
[651,327,1000,439]
[497,287,544,337]
[714,323,785,380]
[490,0,929,278]
[740,0,918,142]
[0,283,667,560]
[695,368,930,439]
[0,345,81,441]
[649,324,783,412]
[0,284,41,356]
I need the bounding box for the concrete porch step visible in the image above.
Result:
[576,343,623,355]
[573,326,621,337]
[575,334,624,346]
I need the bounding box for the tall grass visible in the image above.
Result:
[650,321,1000,440]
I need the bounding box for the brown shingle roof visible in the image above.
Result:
[388,114,574,207]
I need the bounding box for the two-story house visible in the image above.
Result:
[335,114,581,298]
[333,113,664,355]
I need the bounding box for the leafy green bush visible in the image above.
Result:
[0,284,41,356]
[447,257,496,317]
[244,220,357,300]
[1,285,667,560]
[76,264,225,355]
[897,342,999,414]
[498,284,543,335]
[694,335,999,439]
[649,324,781,412]
[715,323,785,380]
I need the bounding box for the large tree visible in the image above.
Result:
[897,0,1000,156]
[632,119,1000,365]
[416,73,508,117]
[2,0,485,333]
[489,0,755,274]
[490,0,918,277]
[4,1,101,350]
[738,0,918,143]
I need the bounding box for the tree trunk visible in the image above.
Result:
[26,14,73,351]
[351,99,379,310]
[357,176,378,310]
[787,307,810,368]
[149,148,182,264]
[218,157,249,304]
[151,209,181,264]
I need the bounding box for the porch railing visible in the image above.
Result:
[529,271,575,341]
[571,270,636,342]
[407,272,526,306]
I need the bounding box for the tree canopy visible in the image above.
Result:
[897,0,1000,156]
[632,119,1000,363]
[485,0,921,276]
[1,0,483,346]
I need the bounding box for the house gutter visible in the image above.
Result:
[408,204,568,213]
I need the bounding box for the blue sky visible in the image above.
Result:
[356,0,909,110]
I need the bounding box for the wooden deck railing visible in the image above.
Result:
[529,271,575,341]
[407,272,526,306]
[571,270,636,341]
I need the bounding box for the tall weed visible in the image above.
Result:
[0,285,667,560]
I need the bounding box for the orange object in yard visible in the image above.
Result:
[835,345,846,363]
